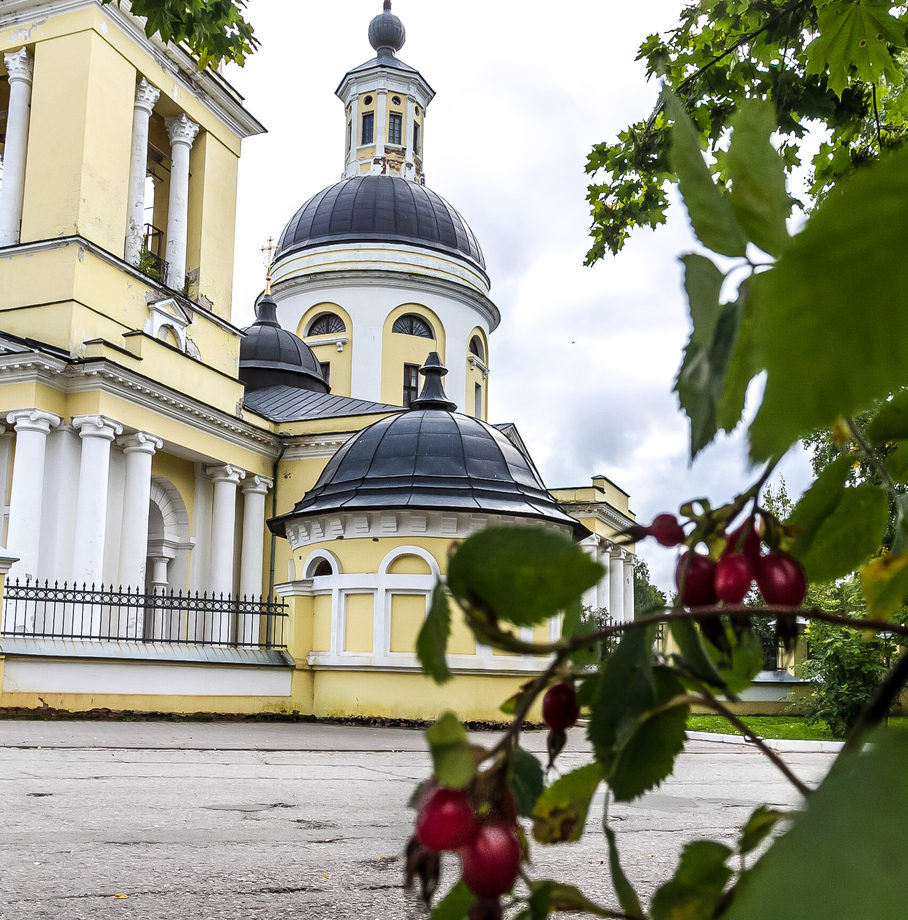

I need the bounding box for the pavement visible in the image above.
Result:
[0,720,838,919]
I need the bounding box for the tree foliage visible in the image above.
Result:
[407,2,908,918]
[104,0,258,69]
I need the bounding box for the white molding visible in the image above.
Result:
[559,501,637,534]
[281,434,355,462]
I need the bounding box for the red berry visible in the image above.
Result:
[648,513,686,547]
[714,553,754,605]
[756,553,807,606]
[542,682,579,731]
[469,898,503,920]
[416,787,476,852]
[460,821,522,898]
[722,523,762,562]
[676,551,717,607]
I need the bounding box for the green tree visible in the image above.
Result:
[634,558,667,616]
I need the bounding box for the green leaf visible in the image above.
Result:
[805,0,906,98]
[670,618,731,693]
[790,484,888,582]
[606,826,645,919]
[716,626,765,696]
[727,100,791,257]
[651,840,733,920]
[861,553,908,620]
[531,762,603,844]
[716,280,758,434]
[417,587,453,684]
[891,493,908,556]
[447,527,603,627]
[426,713,475,790]
[739,806,788,857]
[675,254,744,457]
[886,443,908,484]
[664,91,748,257]
[748,147,908,461]
[430,879,473,920]
[510,747,545,819]
[725,729,908,920]
[786,455,852,540]
[867,389,908,444]
[531,880,621,919]
[563,597,599,667]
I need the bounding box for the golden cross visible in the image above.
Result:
[260,236,277,293]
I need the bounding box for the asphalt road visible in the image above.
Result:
[0,721,836,919]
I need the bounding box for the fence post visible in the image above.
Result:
[0,545,20,633]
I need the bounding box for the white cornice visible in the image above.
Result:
[561,501,637,535]
[2,0,265,140]
[282,434,355,462]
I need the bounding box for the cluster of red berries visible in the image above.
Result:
[407,784,520,916]
[642,515,807,608]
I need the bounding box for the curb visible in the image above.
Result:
[686,730,844,753]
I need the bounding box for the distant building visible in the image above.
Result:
[0,1,636,719]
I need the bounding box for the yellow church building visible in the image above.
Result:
[0,0,638,720]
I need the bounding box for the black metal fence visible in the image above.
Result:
[1,580,288,649]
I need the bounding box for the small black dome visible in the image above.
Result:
[269,355,583,537]
[240,295,329,394]
[368,1,406,54]
[276,176,486,276]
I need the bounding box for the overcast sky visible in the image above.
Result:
[226,1,814,591]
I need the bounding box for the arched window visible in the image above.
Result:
[311,559,333,577]
[469,335,485,361]
[392,314,434,338]
[307,313,346,336]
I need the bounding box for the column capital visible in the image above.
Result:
[4,48,33,86]
[241,474,273,496]
[134,77,161,116]
[206,463,246,486]
[166,113,200,148]
[609,545,626,561]
[72,414,123,441]
[7,409,61,435]
[117,430,163,455]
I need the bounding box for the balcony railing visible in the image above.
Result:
[1,580,288,649]
[140,223,169,283]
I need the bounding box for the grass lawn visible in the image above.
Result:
[687,714,908,741]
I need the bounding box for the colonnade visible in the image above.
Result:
[1,49,199,292]
[581,535,636,624]
[3,410,271,602]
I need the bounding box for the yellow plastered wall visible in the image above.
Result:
[296,303,353,397]
[380,304,446,405]
[148,113,172,248]
[312,594,332,652]
[186,131,239,319]
[21,30,134,253]
[389,593,426,653]
[465,327,489,420]
[344,593,373,653]
[358,91,377,146]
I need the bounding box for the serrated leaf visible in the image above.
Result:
[861,553,908,620]
[805,0,906,98]
[727,101,791,257]
[531,880,621,918]
[867,389,908,444]
[531,762,603,844]
[716,280,759,434]
[671,618,732,693]
[651,840,733,920]
[606,826,645,919]
[447,527,603,627]
[417,587,453,684]
[791,484,888,582]
[739,806,788,857]
[675,254,744,457]
[664,90,747,257]
[426,713,475,790]
[510,747,545,818]
[716,626,765,696]
[430,879,473,920]
[787,455,852,542]
[725,730,908,920]
[748,147,908,461]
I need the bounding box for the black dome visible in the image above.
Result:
[240,296,329,394]
[276,176,486,276]
[368,1,406,53]
[269,356,584,539]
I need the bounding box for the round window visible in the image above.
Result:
[364,95,373,106]
[392,95,402,106]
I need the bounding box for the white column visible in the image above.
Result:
[116,432,162,589]
[5,409,61,583]
[346,91,360,176]
[205,464,244,644]
[0,49,34,247]
[71,415,122,587]
[373,90,387,172]
[124,79,161,266]
[609,546,626,625]
[239,475,272,646]
[624,555,636,622]
[579,535,599,612]
[164,114,199,291]
[404,96,416,179]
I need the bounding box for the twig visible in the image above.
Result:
[846,415,896,493]
[872,83,883,151]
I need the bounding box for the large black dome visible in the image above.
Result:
[240,295,329,394]
[269,356,583,538]
[275,176,486,275]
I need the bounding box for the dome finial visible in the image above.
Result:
[410,352,457,411]
[368,0,406,55]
